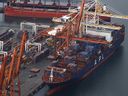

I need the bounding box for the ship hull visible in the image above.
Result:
[49,46,122,89]
[4,6,111,21]
[44,30,125,88]
[48,48,116,89]
[4,6,68,18]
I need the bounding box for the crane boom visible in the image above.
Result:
[86,12,128,19]
[0,56,8,94]
[16,32,27,75]
[83,23,122,30]
[76,0,85,33]
[8,48,17,84]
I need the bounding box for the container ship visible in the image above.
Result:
[43,25,125,87]
[42,0,128,90]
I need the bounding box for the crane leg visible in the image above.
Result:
[18,76,21,96]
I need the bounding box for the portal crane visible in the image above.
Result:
[40,0,110,44]
[53,0,128,30]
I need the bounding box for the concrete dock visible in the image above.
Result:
[12,58,50,96]
[14,59,50,96]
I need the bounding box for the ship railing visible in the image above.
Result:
[46,66,66,74]
[43,75,65,83]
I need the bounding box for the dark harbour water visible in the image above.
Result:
[0,0,128,96]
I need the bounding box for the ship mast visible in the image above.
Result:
[67,0,71,6]
[53,0,56,5]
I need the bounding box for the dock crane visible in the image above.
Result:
[39,0,112,46]
[83,0,128,31]
[0,32,27,96]
[53,0,128,30]
[38,0,128,47]
[39,2,110,44]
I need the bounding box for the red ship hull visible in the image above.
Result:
[4,6,111,22]
[4,6,68,18]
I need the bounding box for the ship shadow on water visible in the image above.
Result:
[52,46,124,96]
[4,16,53,25]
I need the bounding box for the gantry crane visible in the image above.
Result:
[37,0,128,54]
[83,0,128,32]
[86,11,128,20]
[0,32,27,96]
[53,0,128,30]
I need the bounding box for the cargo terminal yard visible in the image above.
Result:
[0,21,51,95]
[0,0,128,96]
